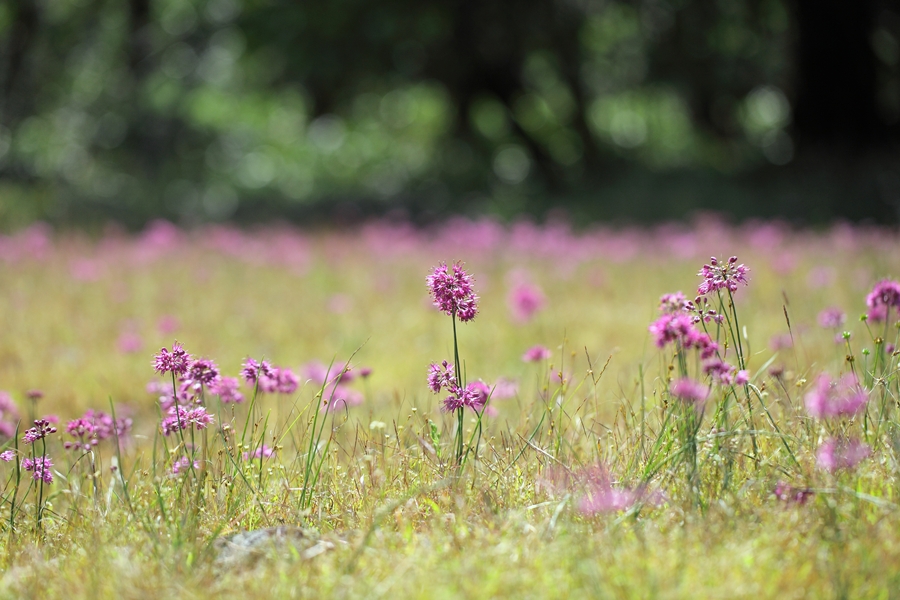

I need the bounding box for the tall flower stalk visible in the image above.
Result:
[426,261,480,465]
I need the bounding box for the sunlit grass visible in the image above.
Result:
[0,218,898,598]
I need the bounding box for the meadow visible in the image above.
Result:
[0,216,898,599]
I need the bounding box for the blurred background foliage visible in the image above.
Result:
[0,0,899,229]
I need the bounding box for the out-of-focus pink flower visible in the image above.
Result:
[703,358,737,385]
[774,481,814,505]
[866,280,900,322]
[210,377,244,403]
[769,333,793,351]
[492,377,518,400]
[157,315,180,335]
[507,282,546,323]
[522,345,552,362]
[816,438,870,473]
[243,444,275,460]
[669,378,710,407]
[0,450,14,462]
[117,331,143,354]
[818,307,846,329]
[804,373,868,419]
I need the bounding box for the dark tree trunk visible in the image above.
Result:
[792,0,883,151]
[0,0,40,126]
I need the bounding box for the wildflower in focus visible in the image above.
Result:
[648,314,718,358]
[241,358,275,388]
[697,256,750,296]
[22,456,53,483]
[161,406,214,436]
[804,373,868,418]
[816,438,870,473]
[522,345,552,362]
[508,281,545,323]
[186,358,220,386]
[22,419,56,444]
[426,261,479,322]
[818,307,846,329]
[153,342,191,376]
[427,361,456,393]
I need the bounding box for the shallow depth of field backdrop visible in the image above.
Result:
[2,1,900,599]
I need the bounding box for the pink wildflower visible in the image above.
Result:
[522,345,552,362]
[241,358,275,387]
[866,280,900,321]
[508,282,546,323]
[816,438,870,472]
[242,444,275,460]
[0,450,13,462]
[697,256,750,296]
[275,368,300,394]
[22,419,56,444]
[669,378,710,406]
[427,361,456,393]
[804,373,868,419]
[22,456,53,483]
[703,358,737,385]
[658,292,690,314]
[64,418,98,452]
[210,377,244,403]
[171,455,199,476]
[153,342,191,376]
[817,307,846,329]
[426,261,479,322]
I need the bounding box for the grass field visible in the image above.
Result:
[0,217,898,599]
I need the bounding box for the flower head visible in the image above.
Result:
[241,358,275,387]
[427,361,456,393]
[698,256,750,296]
[669,378,710,406]
[22,419,56,444]
[816,438,870,473]
[242,444,275,460]
[64,418,98,452]
[805,373,869,419]
[186,358,220,386]
[22,456,53,483]
[658,292,690,314]
[426,261,479,322]
[866,280,900,322]
[171,455,199,476]
[210,377,244,403]
[522,345,552,362]
[508,282,545,323]
[818,307,846,329]
[153,342,191,376]
[0,450,14,462]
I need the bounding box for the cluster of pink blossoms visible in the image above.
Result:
[426,261,479,322]
[866,279,900,322]
[804,373,868,418]
[241,358,299,396]
[63,409,133,452]
[427,361,486,413]
[697,256,750,296]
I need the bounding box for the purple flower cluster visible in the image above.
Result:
[522,345,552,362]
[866,279,900,323]
[697,256,750,296]
[507,281,545,323]
[171,455,199,476]
[817,307,846,329]
[804,373,868,418]
[153,342,191,376]
[816,438,871,473]
[648,313,718,358]
[241,358,300,395]
[426,361,486,413]
[161,405,214,436]
[426,261,479,322]
[242,444,275,460]
[701,358,748,386]
[0,392,20,438]
[22,419,57,444]
[64,417,97,452]
[669,378,710,407]
[22,456,53,484]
